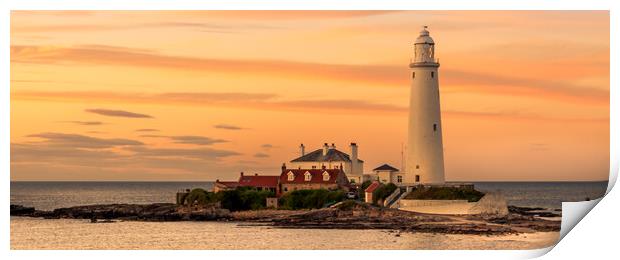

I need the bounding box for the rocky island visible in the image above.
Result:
[10,201,560,235]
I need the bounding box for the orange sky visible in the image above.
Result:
[10,11,609,181]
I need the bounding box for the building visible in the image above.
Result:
[279,165,350,194]
[289,143,365,183]
[364,181,382,203]
[213,172,279,193]
[406,26,446,184]
[373,164,403,184]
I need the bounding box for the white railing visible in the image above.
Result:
[390,190,411,209]
[383,188,401,207]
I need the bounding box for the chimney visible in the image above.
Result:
[240,172,244,177]
[299,143,305,156]
[322,165,326,170]
[281,163,287,172]
[322,143,329,156]
[350,143,358,174]
[255,173,258,176]
[330,143,336,150]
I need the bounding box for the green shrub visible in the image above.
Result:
[216,187,275,211]
[405,187,485,202]
[372,183,398,205]
[279,189,345,210]
[184,188,216,205]
[358,180,373,198]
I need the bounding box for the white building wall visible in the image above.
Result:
[289,160,364,184]
[406,64,445,184]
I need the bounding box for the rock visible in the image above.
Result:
[10,204,35,215]
[468,192,509,217]
[11,203,231,221]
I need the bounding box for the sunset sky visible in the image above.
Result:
[10,11,609,181]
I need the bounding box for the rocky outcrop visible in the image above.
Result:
[10,205,35,215]
[10,203,230,221]
[272,201,558,235]
[10,201,560,235]
[468,192,509,217]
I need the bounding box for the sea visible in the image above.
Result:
[10,181,608,250]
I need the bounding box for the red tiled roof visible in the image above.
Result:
[238,175,279,188]
[280,169,343,184]
[365,182,381,193]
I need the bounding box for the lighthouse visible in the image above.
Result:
[406,26,446,184]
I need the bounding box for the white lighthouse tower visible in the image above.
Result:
[406,26,446,184]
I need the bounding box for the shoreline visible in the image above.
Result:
[10,201,560,236]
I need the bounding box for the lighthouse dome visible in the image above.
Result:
[415,27,435,44]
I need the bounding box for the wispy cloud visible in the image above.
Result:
[10,90,608,122]
[135,128,159,132]
[125,146,240,160]
[253,152,269,158]
[59,120,104,126]
[10,44,608,104]
[26,132,143,148]
[85,108,153,118]
[169,136,228,146]
[214,124,245,130]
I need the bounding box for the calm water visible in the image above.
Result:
[10,181,608,210]
[10,217,559,250]
[9,181,605,249]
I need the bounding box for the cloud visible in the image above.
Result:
[135,128,159,132]
[11,90,608,122]
[530,143,550,151]
[59,121,104,126]
[169,136,228,145]
[27,132,143,148]
[261,144,274,149]
[85,108,153,118]
[125,146,240,160]
[10,45,402,85]
[14,90,404,114]
[10,44,608,105]
[253,152,269,158]
[139,134,167,138]
[11,131,242,179]
[214,124,245,130]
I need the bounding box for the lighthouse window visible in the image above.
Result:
[431,72,435,78]
[433,124,437,132]
[416,165,420,169]
[412,72,416,79]
[415,175,420,182]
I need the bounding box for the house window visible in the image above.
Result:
[433,124,437,132]
[412,72,415,79]
[287,172,295,181]
[323,172,330,181]
[312,165,317,169]
[284,187,288,192]
[431,72,435,78]
[304,172,312,181]
[397,176,403,183]
[415,175,420,182]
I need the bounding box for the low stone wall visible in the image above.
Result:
[398,193,509,216]
[400,199,469,207]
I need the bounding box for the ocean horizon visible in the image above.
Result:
[11,180,608,211]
